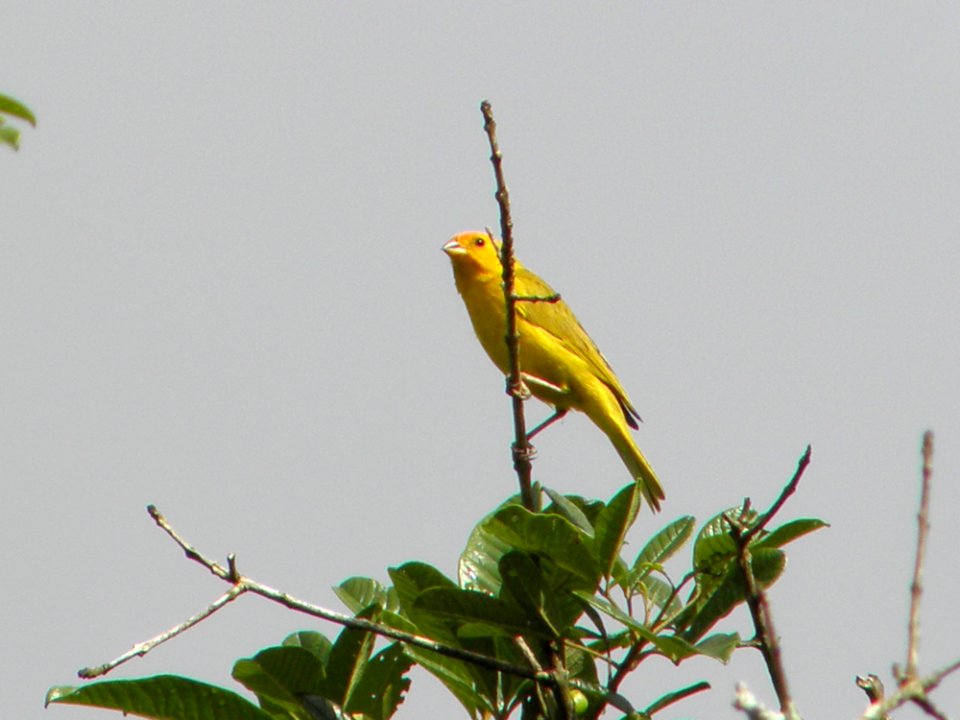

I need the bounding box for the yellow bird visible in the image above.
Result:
[443,231,664,511]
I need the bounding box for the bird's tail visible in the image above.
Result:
[580,379,665,511]
[610,431,665,512]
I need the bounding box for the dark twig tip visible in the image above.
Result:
[227,554,239,583]
[856,674,886,703]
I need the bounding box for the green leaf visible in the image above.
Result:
[414,586,551,639]
[321,607,379,706]
[643,680,711,716]
[573,593,700,663]
[388,565,505,711]
[564,645,599,686]
[335,577,397,614]
[748,547,787,585]
[460,512,514,595]
[680,547,786,641]
[754,518,828,549]
[342,642,412,720]
[0,124,20,151]
[480,505,599,587]
[497,551,559,637]
[389,562,460,644]
[394,629,527,718]
[636,574,684,626]
[283,631,333,665]
[233,646,325,720]
[0,94,37,125]
[693,506,755,574]
[679,505,756,630]
[594,484,640,579]
[390,562,457,611]
[46,676,271,720]
[543,488,595,534]
[400,644,494,719]
[694,632,740,663]
[631,516,695,581]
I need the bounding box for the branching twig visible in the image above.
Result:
[606,570,699,696]
[862,658,960,720]
[735,546,795,719]
[728,446,811,720]
[856,674,885,704]
[482,100,573,720]
[480,100,538,513]
[859,431,955,719]
[79,505,558,687]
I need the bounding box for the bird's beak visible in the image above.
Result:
[442,239,467,256]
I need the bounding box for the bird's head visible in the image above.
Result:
[442,231,504,278]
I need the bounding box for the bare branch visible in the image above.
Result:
[148,504,232,580]
[859,432,957,720]
[862,658,960,720]
[481,101,572,720]
[78,586,243,678]
[80,506,560,687]
[911,695,949,720]
[905,430,934,678]
[733,536,796,720]
[480,101,538,513]
[728,446,812,720]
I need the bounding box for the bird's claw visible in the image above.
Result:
[507,378,532,400]
[512,442,537,462]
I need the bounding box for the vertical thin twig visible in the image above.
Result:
[480,100,537,513]
[737,548,795,718]
[480,101,569,720]
[906,430,934,679]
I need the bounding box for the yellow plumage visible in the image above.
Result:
[443,231,664,511]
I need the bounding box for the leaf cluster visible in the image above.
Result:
[47,485,825,719]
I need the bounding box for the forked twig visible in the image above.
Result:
[859,431,960,719]
[862,658,960,720]
[78,505,558,686]
[482,100,575,720]
[728,445,812,720]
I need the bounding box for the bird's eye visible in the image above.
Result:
[475,237,485,247]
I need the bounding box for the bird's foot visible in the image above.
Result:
[507,377,532,400]
[512,441,537,462]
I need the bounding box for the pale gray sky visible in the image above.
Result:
[4,4,959,719]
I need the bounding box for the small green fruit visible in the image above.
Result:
[569,689,588,714]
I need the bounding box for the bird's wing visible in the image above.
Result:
[514,267,641,426]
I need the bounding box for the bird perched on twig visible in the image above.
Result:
[443,230,664,511]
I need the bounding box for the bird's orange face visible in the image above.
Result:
[442,231,503,277]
